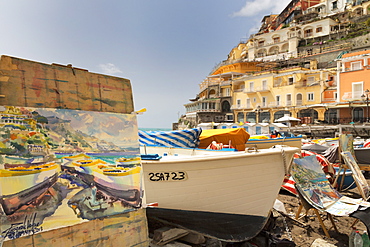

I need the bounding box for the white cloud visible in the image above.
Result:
[98,63,122,75]
[232,0,291,17]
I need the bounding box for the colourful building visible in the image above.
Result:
[336,50,370,123]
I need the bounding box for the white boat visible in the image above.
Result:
[140,145,299,242]
[245,136,302,149]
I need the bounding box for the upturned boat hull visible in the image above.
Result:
[0,164,59,215]
[141,146,299,241]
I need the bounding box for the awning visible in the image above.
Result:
[198,128,250,151]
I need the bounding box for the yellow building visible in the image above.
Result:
[231,67,335,124]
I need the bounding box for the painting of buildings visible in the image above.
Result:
[0,105,142,242]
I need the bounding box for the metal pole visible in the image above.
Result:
[367,97,369,122]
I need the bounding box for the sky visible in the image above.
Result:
[0,0,290,129]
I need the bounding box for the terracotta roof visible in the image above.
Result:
[342,50,370,58]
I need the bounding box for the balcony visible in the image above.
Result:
[322,97,336,102]
[195,109,221,113]
[342,92,363,101]
[244,89,257,94]
[255,86,270,92]
[295,82,307,88]
[268,101,282,108]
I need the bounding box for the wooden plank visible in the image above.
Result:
[3,209,149,247]
[0,55,134,113]
[0,55,146,246]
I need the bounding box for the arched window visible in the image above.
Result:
[274,111,290,121]
[221,101,231,113]
[269,46,279,55]
[324,109,337,124]
[246,112,256,123]
[208,89,216,98]
[260,112,271,123]
[353,107,364,122]
[296,93,303,106]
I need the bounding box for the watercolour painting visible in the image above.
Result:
[0,106,142,242]
[291,155,342,210]
[291,155,360,216]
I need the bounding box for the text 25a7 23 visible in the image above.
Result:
[148,171,187,182]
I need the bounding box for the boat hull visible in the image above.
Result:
[142,146,299,241]
[146,207,268,242]
[245,136,302,149]
[0,173,58,215]
[355,148,370,164]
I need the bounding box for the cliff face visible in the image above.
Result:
[45,116,124,153]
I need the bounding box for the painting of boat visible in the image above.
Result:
[116,156,141,167]
[139,128,299,242]
[93,166,142,206]
[0,162,59,215]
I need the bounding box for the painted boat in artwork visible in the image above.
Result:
[93,166,142,206]
[141,145,299,242]
[0,162,59,215]
[245,136,302,149]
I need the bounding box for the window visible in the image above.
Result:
[351,61,362,71]
[262,80,267,90]
[304,29,313,38]
[253,97,257,103]
[226,114,233,121]
[249,82,254,92]
[308,93,314,101]
[237,99,241,107]
[286,94,292,106]
[273,37,280,43]
[288,77,294,85]
[258,40,265,47]
[246,98,251,108]
[209,102,216,109]
[225,88,230,97]
[262,97,267,107]
[316,27,322,33]
[296,93,303,106]
[352,82,363,99]
[334,92,338,100]
[332,1,338,10]
[276,95,281,106]
[307,76,315,85]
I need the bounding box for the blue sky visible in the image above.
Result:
[0,0,289,128]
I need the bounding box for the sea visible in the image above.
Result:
[139,128,172,132]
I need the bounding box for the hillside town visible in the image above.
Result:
[177,0,370,138]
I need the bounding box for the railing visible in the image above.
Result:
[295,82,307,88]
[255,86,269,92]
[319,117,369,125]
[244,89,257,93]
[268,101,281,107]
[342,92,363,101]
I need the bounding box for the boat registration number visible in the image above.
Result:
[148,171,187,181]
